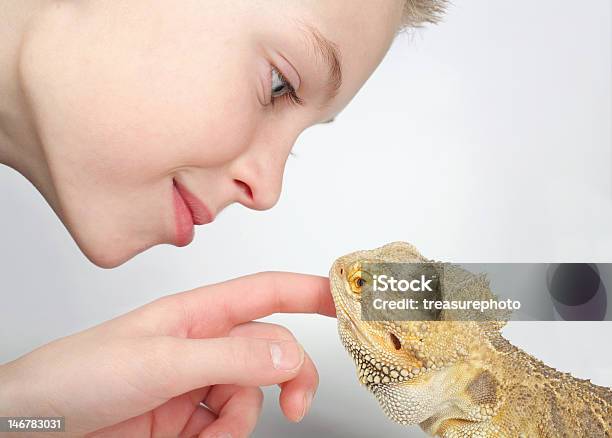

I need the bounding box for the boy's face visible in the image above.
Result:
[26,0,403,267]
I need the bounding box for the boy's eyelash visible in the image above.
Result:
[283,90,304,107]
[271,68,304,107]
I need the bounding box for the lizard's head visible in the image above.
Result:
[329,242,506,425]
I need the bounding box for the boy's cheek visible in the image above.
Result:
[48,81,261,268]
[25,1,258,173]
[43,59,256,186]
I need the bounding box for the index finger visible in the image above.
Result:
[174,272,336,338]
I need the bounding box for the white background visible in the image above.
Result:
[1,0,610,436]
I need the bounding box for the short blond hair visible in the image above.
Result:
[400,0,449,28]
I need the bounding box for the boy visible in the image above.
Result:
[0,1,447,436]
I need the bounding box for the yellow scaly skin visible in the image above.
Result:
[329,242,612,437]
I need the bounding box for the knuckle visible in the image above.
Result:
[245,386,264,409]
[307,353,320,381]
[253,271,277,283]
[149,294,176,310]
[255,386,264,407]
[139,295,190,337]
[145,295,183,321]
[265,323,295,341]
[232,338,260,371]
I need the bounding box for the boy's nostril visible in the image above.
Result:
[234,179,253,200]
[390,333,401,350]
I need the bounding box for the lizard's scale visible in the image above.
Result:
[329,242,612,437]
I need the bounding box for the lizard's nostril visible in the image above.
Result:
[340,268,343,275]
[390,333,401,350]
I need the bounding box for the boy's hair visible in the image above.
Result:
[400,0,449,29]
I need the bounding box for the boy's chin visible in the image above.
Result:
[80,244,135,269]
[73,232,157,269]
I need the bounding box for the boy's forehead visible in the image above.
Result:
[303,0,404,28]
[293,0,404,112]
[302,0,403,54]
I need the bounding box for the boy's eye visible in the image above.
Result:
[270,67,303,106]
[271,68,291,98]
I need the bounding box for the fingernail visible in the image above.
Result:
[269,341,303,371]
[297,390,314,422]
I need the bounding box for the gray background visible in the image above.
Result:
[1,0,611,436]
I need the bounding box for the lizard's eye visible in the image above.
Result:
[348,268,372,294]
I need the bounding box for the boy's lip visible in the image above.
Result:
[172,179,214,246]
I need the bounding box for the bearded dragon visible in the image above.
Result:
[329,242,612,437]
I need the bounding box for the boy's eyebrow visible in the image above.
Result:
[297,22,343,106]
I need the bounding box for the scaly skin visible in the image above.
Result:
[329,242,612,437]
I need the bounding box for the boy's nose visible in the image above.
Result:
[230,155,285,211]
[246,174,283,211]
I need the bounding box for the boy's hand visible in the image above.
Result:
[0,272,335,438]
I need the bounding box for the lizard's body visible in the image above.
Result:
[329,242,612,437]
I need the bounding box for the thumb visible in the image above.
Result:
[142,336,305,397]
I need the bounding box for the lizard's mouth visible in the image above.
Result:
[337,313,416,390]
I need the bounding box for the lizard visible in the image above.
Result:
[329,241,612,437]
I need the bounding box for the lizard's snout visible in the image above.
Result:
[330,260,347,286]
[334,261,344,277]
